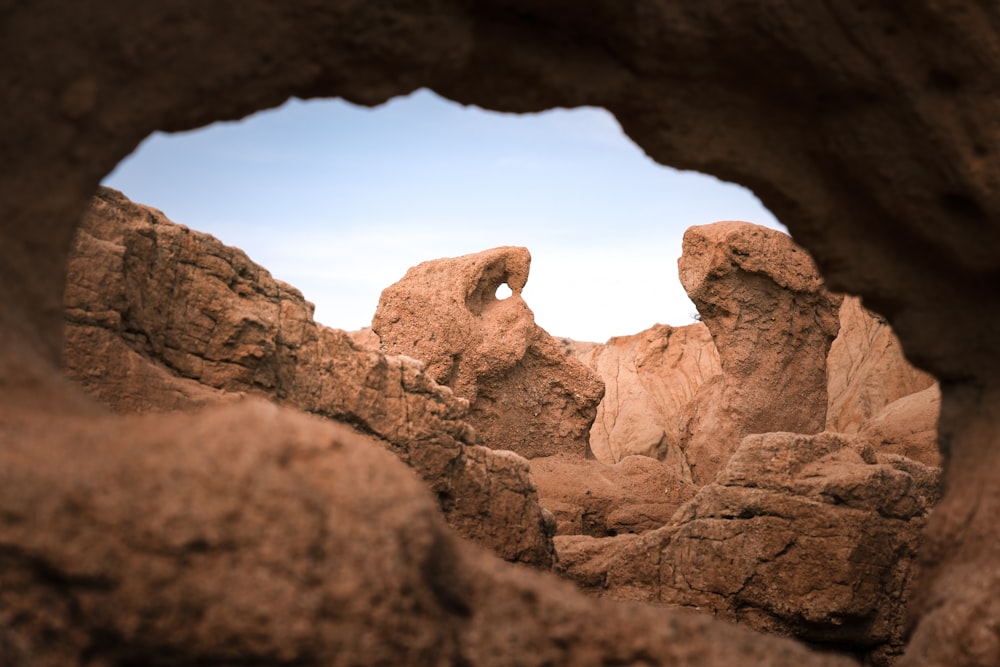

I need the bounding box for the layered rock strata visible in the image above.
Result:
[372,246,604,459]
[63,188,555,568]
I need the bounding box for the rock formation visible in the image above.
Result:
[678,222,843,484]
[859,384,942,467]
[577,322,721,470]
[827,296,937,433]
[372,246,604,459]
[558,432,940,666]
[63,188,555,568]
[5,2,1000,664]
[0,396,855,667]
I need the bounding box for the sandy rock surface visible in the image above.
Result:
[577,322,721,468]
[827,296,936,433]
[559,432,940,666]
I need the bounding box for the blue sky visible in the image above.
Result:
[103,89,782,342]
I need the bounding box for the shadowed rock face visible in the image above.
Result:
[63,188,556,568]
[4,2,1000,665]
[372,246,604,459]
[679,222,843,484]
[827,296,937,434]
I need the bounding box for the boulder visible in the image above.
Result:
[679,222,843,484]
[63,188,555,568]
[559,432,941,666]
[827,296,937,433]
[372,247,604,459]
[576,322,721,469]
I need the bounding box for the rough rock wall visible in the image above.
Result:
[1,397,856,667]
[679,222,843,484]
[64,188,555,568]
[372,246,604,459]
[4,2,1000,665]
[529,454,696,538]
[578,322,720,470]
[827,296,937,433]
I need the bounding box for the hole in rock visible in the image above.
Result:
[495,283,513,300]
[103,90,784,342]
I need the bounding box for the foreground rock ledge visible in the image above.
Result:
[0,395,855,667]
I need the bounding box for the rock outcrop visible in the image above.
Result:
[6,2,1000,664]
[558,432,940,666]
[372,246,604,459]
[63,188,555,568]
[679,222,843,484]
[577,322,721,469]
[827,296,937,433]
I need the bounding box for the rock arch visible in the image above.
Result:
[2,2,999,665]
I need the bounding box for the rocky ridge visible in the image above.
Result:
[63,188,555,568]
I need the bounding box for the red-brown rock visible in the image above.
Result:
[372,247,604,459]
[559,432,940,666]
[0,396,854,667]
[576,322,721,470]
[679,222,843,484]
[860,384,942,467]
[827,296,937,433]
[5,2,1000,664]
[529,454,696,537]
[63,188,555,568]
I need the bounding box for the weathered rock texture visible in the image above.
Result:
[827,296,937,433]
[0,397,855,667]
[577,322,721,471]
[64,188,555,568]
[529,454,696,537]
[5,2,1000,665]
[372,246,604,459]
[558,432,941,666]
[679,222,843,484]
